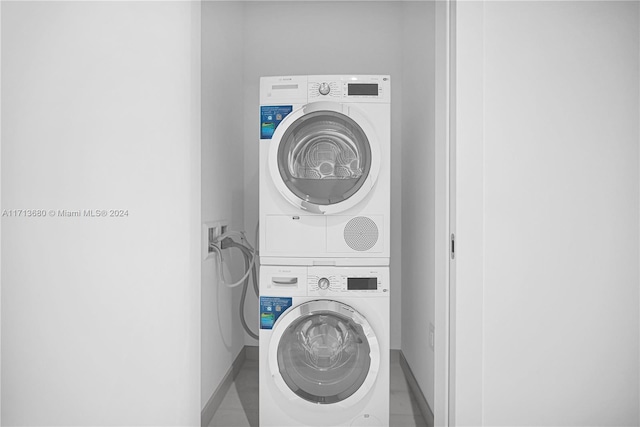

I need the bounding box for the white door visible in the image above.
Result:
[269,101,380,214]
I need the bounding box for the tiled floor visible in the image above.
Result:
[209,352,428,427]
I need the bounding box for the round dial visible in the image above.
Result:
[318,82,331,96]
[318,277,330,290]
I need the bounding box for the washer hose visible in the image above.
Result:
[211,230,256,288]
[221,238,259,340]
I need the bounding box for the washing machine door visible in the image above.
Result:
[269,300,380,406]
[269,101,381,214]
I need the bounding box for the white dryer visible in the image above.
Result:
[259,75,390,265]
[259,265,390,427]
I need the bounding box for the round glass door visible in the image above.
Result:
[276,308,372,404]
[277,111,372,206]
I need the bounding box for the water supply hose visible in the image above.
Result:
[210,230,256,288]
[219,237,259,340]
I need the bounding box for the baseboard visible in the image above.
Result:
[398,350,435,427]
[201,346,247,427]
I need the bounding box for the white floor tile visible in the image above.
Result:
[390,389,422,416]
[209,408,250,427]
[390,364,411,392]
[390,413,428,427]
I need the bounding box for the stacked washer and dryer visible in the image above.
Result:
[259,75,391,427]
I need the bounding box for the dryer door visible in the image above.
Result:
[269,300,380,406]
[269,101,381,215]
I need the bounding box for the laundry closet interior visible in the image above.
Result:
[202,1,445,425]
[3,1,639,426]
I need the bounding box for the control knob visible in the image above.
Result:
[318,277,330,290]
[318,82,331,96]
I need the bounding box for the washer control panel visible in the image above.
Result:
[259,265,390,296]
[307,267,389,295]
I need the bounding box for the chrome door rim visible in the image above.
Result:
[268,101,381,214]
[268,300,381,409]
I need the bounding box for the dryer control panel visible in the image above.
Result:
[307,75,390,103]
[260,75,390,104]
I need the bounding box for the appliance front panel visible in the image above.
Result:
[259,75,390,261]
[264,214,326,254]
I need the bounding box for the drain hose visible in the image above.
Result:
[224,240,259,340]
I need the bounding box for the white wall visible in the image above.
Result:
[0,0,3,417]
[453,1,640,425]
[201,1,247,410]
[400,0,436,409]
[242,1,404,349]
[1,2,201,425]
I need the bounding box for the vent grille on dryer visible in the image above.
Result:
[344,217,379,251]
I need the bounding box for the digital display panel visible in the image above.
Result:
[348,277,378,290]
[348,84,378,96]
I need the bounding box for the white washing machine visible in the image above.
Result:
[259,75,390,265]
[259,265,390,427]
